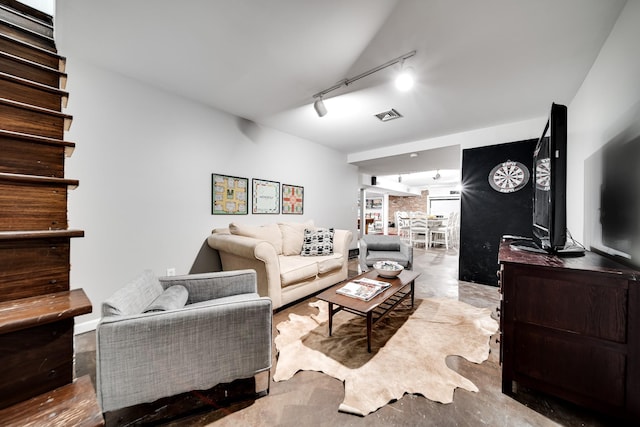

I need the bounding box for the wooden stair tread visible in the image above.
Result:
[0,229,85,240]
[0,18,55,52]
[0,375,104,427]
[0,14,55,44]
[0,48,64,77]
[0,171,79,188]
[0,31,63,58]
[0,0,54,26]
[0,96,72,132]
[0,31,64,70]
[0,288,92,334]
[0,128,75,156]
[0,3,53,30]
[0,70,68,95]
[0,8,53,41]
[0,70,68,109]
[0,96,72,118]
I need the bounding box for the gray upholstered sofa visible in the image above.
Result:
[208,221,353,310]
[96,269,272,412]
[359,234,413,272]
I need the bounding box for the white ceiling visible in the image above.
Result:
[57,0,626,185]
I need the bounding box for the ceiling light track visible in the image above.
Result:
[312,50,416,117]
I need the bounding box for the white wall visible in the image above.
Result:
[60,57,358,331]
[347,116,545,164]
[567,0,640,244]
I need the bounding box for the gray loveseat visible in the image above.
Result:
[96,269,272,412]
[359,234,413,272]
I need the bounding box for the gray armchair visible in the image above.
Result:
[96,269,272,413]
[359,234,413,272]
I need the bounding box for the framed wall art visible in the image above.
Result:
[211,173,248,215]
[282,184,304,214]
[252,178,280,214]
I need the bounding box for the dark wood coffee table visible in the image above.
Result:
[316,269,421,352]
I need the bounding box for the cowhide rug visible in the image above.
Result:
[273,298,498,416]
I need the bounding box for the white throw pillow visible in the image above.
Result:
[279,220,315,255]
[229,222,283,254]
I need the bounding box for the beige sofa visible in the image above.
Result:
[207,221,353,310]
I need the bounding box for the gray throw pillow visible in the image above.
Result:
[144,285,189,312]
[102,270,163,316]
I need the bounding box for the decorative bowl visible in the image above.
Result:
[373,261,404,278]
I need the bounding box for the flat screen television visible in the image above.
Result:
[532,102,568,253]
[588,108,640,269]
[511,102,583,255]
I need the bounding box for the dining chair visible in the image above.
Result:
[428,213,458,249]
[395,211,410,243]
[409,211,428,247]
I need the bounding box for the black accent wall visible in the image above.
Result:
[459,139,537,285]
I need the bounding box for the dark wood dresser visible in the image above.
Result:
[498,240,640,421]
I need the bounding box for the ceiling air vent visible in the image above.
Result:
[374,108,403,122]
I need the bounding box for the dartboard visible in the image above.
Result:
[488,160,530,193]
[535,158,551,191]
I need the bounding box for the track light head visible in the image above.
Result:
[395,62,415,91]
[313,97,327,117]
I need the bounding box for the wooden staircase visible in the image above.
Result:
[0,1,103,425]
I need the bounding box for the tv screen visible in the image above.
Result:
[601,135,640,254]
[532,103,567,252]
[589,114,640,269]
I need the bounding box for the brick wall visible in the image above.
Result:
[388,190,428,230]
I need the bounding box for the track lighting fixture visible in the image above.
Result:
[395,59,415,91]
[312,50,416,117]
[313,96,327,117]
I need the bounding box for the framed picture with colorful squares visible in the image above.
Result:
[282,184,304,214]
[211,173,248,215]
[252,178,280,214]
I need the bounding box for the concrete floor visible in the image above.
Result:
[76,246,622,426]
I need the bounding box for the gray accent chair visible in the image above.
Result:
[359,234,413,272]
[96,269,272,413]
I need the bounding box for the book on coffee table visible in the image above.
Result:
[336,277,391,301]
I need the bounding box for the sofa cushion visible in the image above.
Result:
[102,270,163,317]
[279,220,314,255]
[366,250,411,267]
[317,254,344,274]
[301,227,334,256]
[143,285,189,312]
[278,256,318,287]
[363,235,401,251]
[230,222,283,254]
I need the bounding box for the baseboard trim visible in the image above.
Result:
[75,318,99,335]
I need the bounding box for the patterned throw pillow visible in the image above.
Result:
[300,227,334,256]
